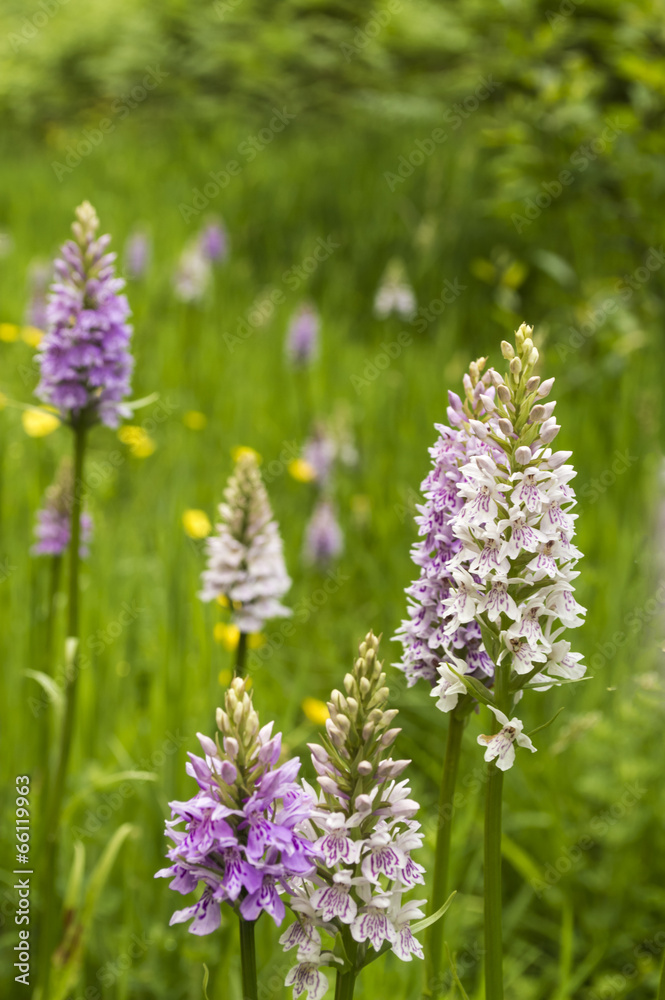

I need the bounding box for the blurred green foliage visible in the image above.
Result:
[1,2,665,999]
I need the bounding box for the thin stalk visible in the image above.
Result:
[484,663,509,1000]
[38,422,86,999]
[38,554,63,837]
[235,631,248,678]
[424,711,465,998]
[45,554,63,674]
[239,917,258,1000]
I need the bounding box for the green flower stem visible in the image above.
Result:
[484,662,509,1000]
[484,759,504,1000]
[38,554,63,841]
[239,917,258,1000]
[334,970,357,1000]
[38,421,86,1000]
[235,631,248,678]
[424,710,466,998]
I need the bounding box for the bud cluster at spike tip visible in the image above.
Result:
[281,632,426,1000]
[392,357,503,692]
[440,324,585,769]
[155,677,318,934]
[199,451,292,632]
[32,457,93,558]
[35,201,134,429]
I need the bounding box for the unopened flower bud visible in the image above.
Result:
[308,743,330,763]
[335,713,351,735]
[326,723,345,748]
[469,361,479,380]
[509,357,522,376]
[222,735,238,759]
[469,419,488,439]
[529,404,546,423]
[362,721,374,741]
[537,377,555,397]
[515,445,532,465]
[359,677,371,696]
[346,697,359,719]
[541,401,556,419]
[498,418,513,436]
[247,709,259,737]
[357,760,373,776]
[380,728,401,748]
[490,369,504,388]
[216,707,228,731]
[528,347,539,365]
[377,758,410,779]
[220,760,237,784]
[479,393,496,413]
[197,733,218,757]
[343,673,356,695]
[382,709,399,726]
[526,375,540,392]
[497,384,511,403]
[501,341,515,360]
[539,421,561,444]
[318,775,341,795]
[547,450,572,469]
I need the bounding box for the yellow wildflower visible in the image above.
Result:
[214,622,240,651]
[22,409,60,437]
[182,509,212,539]
[21,326,44,347]
[183,410,207,430]
[288,458,317,483]
[0,323,20,342]
[118,425,156,458]
[301,697,329,726]
[232,445,261,464]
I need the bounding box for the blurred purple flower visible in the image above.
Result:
[32,460,93,558]
[285,304,319,367]
[303,500,343,567]
[124,229,151,280]
[199,219,228,263]
[35,201,134,429]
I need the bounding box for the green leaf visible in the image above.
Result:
[477,617,500,662]
[202,963,211,1000]
[24,669,64,714]
[63,841,86,913]
[528,707,565,737]
[411,891,457,933]
[448,665,496,708]
[48,824,136,1000]
[125,391,160,411]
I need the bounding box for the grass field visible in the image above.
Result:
[1,96,664,1000]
